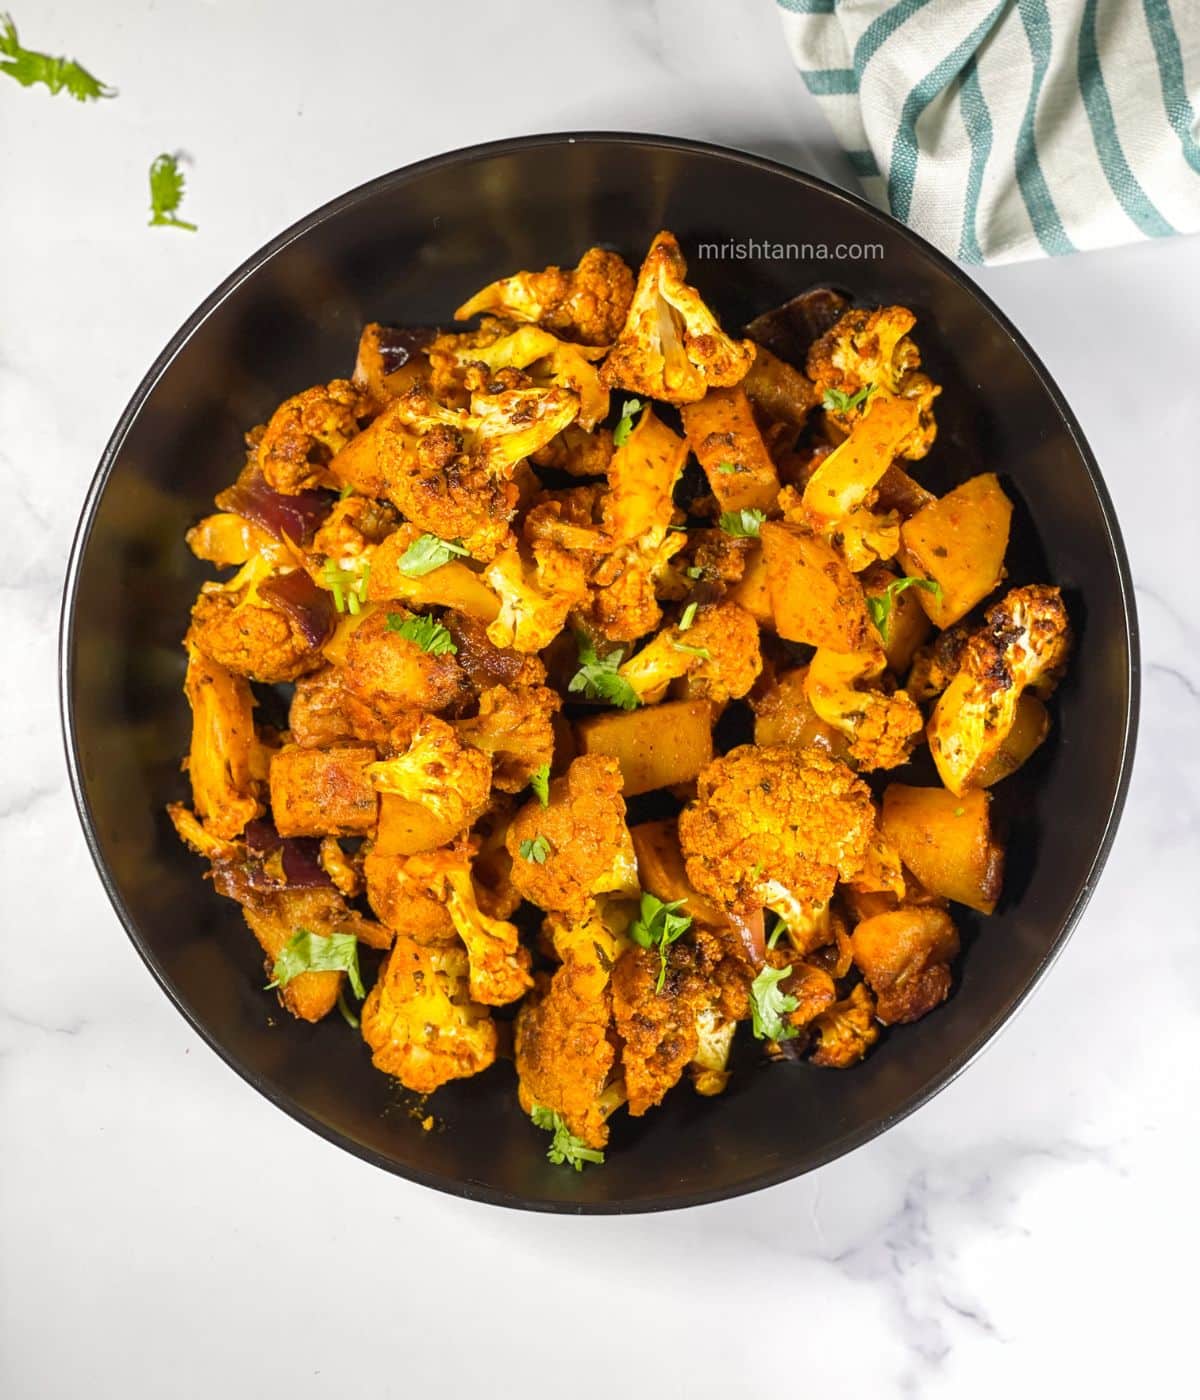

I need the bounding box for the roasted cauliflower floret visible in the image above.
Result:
[928,585,1071,795]
[531,423,615,477]
[852,906,959,1025]
[454,683,561,791]
[402,842,532,1006]
[600,231,756,404]
[377,385,580,560]
[363,847,456,941]
[506,755,638,917]
[806,307,939,460]
[619,601,762,704]
[808,982,880,1068]
[678,745,877,917]
[360,936,497,1093]
[484,542,588,654]
[366,715,492,835]
[257,379,370,494]
[610,939,746,1117]
[189,562,333,684]
[181,641,267,840]
[514,907,626,1149]
[805,648,924,771]
[455,246,635,346]
[342,608,468,724]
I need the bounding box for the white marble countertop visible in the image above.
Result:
[3,1,1197,1395]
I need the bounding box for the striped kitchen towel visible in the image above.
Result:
[776,0,1200,263]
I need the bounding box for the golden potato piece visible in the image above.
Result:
[575,699,714,797]
[881,784,1004,914]
[761,520,874,653]
[898,473,1013,627]
[269,743,377,837]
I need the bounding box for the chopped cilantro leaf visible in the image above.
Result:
[385,612,457,655]
[718,508,765,539]
[749,963,800,1042]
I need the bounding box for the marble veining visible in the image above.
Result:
[2,1,1196,1395]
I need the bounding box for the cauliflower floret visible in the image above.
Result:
[455,247,635,346]
[506,755,638,918]
[366,715,492,835]
[600,231,756,404]
[360,936,497,1093]
[484,542,588,654]
[928,585,1071,795]
[806,307,939,460]
[342,608,468,724]
[808,983,880,1068]
[907,623,971,703]
[377,384,579,560]
[804,648,924,771]
[429,323,610,430]
[678,745,877,917]
[189,559,334,684]
[514,907,627,1150]
[257,379,371,494]
[586,533,686,643]
[181,640,267,839]
[851,906,959,1025]
[454,683,561,792]
[402,842,532,1007]
[618,600,762,704]
[611,938,748,1116]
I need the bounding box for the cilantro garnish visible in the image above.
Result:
[267,928,365,999]
[531,1105,604,1171]
[867,576,942,642]
[822,384,873,414]
[519,835,552,864]
[749,963,800,1041]
[672,640,711,660]
[385,611,457,655]
[679,601,698,631]
[612,397,644,448]
[718,508,765,539]
[567,636,640,711]
[715,461,746,474]
[629,892,692,993]
[0,13,114,101]
[397,533,469,577]
[148,153,197,232]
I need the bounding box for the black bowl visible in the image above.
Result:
[60,133,1138,1213]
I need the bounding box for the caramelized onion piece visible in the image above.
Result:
[222,470,334,544]
[258,570,337,648]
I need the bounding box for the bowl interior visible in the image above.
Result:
[63,136,1135,1212]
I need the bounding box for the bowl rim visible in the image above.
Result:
[59,130,1140,1214]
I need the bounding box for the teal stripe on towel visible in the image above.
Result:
[852,0,933,80]
[847,148,881,177]
[1015,0,1077,255]
[778,0,837,13]
[1078,0,1176,236]
[1141,0,1200,175]
[958,55,994,264]
[801,68,858,94]
[888,0,1010,224]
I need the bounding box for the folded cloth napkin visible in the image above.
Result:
[776,0,1200,263]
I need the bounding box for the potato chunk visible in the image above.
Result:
[897,473,1012,627]
[681,386,780,514]
[851,906,960,1024]
[881,784,1004,914]
[575,699,714,796]
[269,744,378,837]
[761,520,874,652]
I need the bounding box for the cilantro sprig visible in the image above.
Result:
[267,928,365,999]
[718,508,765,539]
[531,1106,604,1171]
[0,13,115,101]
[397,533,469,577]
[519,835,552,864]
[568,636,640,711]
[148,153,197,232]
[385,611,457,655]
[822,384,873,414]
[612,397,644,448]
[529,764,551,807]
[629,892,692,993]
[867,576,942,642]
[679,602,698,631]
[749,963,799,1042]
[322,557,371,614]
